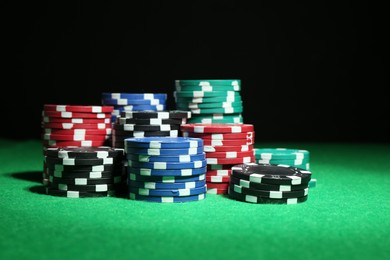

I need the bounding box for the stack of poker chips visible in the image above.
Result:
[41,104,114,185]
[180,123,255,195]
[174,79,243,124]
[124,137,207,203]
[101,93,167,123]
[228,163,312,204]
[44,147,126,198]
[111,110,191,148]
[254,148,316,188]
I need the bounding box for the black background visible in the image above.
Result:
[2,1,388,142]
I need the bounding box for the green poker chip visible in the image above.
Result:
[175,84,241,92]
[189,106,243,114]
[175,79,241,86]
[188,114,243,124]
[175,95,242,104]
[176,101,243,109]
[174,90,239,98]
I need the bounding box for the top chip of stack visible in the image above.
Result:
[228,162,312,204]
[174,79,243,124]
[101,93,168,123]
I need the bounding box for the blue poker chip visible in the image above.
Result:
[124,146,204,156]
[126,153,206,163]
[128,179,206,189]
[101,98,164,106]
[127,166,207,176]
[129,185,207,197]
[102,93,167,101]
[127,159,207,169]
[124,137,203,149]
[128,173,205,183]
[129,193,206,203]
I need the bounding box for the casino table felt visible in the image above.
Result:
[0,139,389,260]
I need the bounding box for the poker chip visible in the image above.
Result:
[129,179,207,189]
[126,153,206,163]
[113,123,180,132]
[124,137,203,149]
[45,188,115,198]
[49,176,117,185]
[181,123,254,134]
[128,173,206,183]
[42,133,110,141]
[129,185,207,197]
[230,183,309,199]
[205,175,230,183]
[231,163,312,186]
[127,166,207,177]
[204,150,255,159]
[129,193,206,203]
[42,117,111,124]
[206,156,255,165]
[120,110,191,119]
[116,117,185,125]
[42,123,111,130]
[228,189,308,204]
[42,111,111,119]
[203,145,254,152]
[43,128,112,136]
[44,146,124,159]
[128,159,207,170]
[254,148,311,171]
[43,104,114,113]
[229,175,309,191]
[124,146,204,156]
[183,131,254,140]
[48,170,115,179]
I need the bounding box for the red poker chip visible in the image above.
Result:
[183,131,254,140]
[206,188,228,194]
[205,150,255,159]
[42,133,110,141]
[205,175,231,183]
[43,128,112,136]
[181,123,254,133]
[206,169,232,176]
[42,123,112,130]
[206,156,255,165]
[42,111,111,119]
[204,145,254,153]
[202,139,254,146]
[42,116,111,124]
[206,182,229,189]
[42,140,108,148]
[43,104,114,113]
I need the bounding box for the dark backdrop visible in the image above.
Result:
[2,1,388,142]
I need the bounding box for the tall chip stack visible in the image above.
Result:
[180,123,256,195]
[124,137,207,203]
[41,104,115,186]
[228,163,312,204]
[174,79,243,124]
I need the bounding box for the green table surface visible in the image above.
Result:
[1,139,389,260]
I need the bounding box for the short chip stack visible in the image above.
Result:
[228,163,312,204]
[174,79,243,124]
[124,137,207,203]
[111,110,191,148]
[101,93,167,123]
[41,104,114,185]
[254,148,316,187]
[44,146,126,198]
[181,123,256,195]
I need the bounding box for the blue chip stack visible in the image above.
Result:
[124,137,207,203]
[101,93,168,123]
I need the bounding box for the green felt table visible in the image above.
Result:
[1,139,389,260]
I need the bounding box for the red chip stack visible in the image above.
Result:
[41,104,114,186]
[180,123,255,195]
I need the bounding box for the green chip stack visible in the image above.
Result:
[174,79,243,124]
